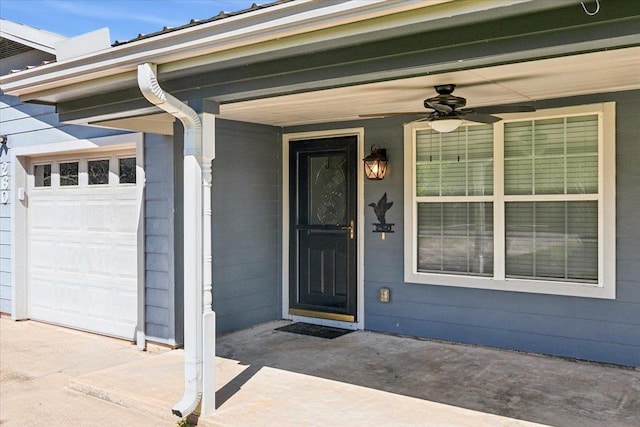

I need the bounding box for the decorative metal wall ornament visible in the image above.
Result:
[369,192,394,239]
[0,135,7,155]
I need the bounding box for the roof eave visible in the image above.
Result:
[1,0,571,100]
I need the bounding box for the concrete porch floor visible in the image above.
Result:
[1,317,638,426]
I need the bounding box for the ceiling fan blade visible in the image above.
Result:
[463,113,502,124]
[425,102,453,114]
[464,105,535,114]
[359,112,428,118]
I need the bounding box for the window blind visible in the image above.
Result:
[504,115,598,195]
[417,202,494,276]
[505,201,598,283]
[416,125,493,197]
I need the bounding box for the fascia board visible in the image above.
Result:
[0,0,573,98]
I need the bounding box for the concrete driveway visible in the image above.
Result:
[1,316,638,426]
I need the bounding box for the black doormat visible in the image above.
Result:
[275,322,353,339]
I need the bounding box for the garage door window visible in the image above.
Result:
[34,164,52,187]
[60,162,79,186]
[88,159,110,185]
[118,157,136,184]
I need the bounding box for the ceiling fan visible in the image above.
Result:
[360,84,535,132]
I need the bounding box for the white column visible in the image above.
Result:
[200,110,216,416]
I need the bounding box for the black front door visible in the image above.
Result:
[289,136,357,322]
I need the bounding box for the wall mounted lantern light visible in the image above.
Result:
[363,144,388,180]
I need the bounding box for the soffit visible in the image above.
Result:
[218,47,640,127]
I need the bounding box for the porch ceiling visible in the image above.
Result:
[217,46,640,127]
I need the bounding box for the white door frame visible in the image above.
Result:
[10,133,145,345]
[282,128,365,331]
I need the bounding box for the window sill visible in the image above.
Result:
[404,270,615,299]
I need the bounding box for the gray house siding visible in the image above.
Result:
[144,118,282,342]
[144,132,182,344]
[0,93,123,315]
[211,119,282,334]
[286,90,640,367]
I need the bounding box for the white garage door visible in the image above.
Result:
[28,150,139,339]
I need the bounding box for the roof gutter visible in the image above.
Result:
[137,62,204,418]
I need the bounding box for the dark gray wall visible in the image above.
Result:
[286,90,640,367]
[211,119,282,334]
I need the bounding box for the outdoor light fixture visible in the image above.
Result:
[428,117,462,133]
[363,144,388,180]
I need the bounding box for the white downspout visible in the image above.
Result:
[138,62,203,418]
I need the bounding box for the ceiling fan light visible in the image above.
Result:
[429,118,462,133]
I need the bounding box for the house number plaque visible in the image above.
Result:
[0,161,8,205]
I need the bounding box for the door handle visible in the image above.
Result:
[341,220,355,240]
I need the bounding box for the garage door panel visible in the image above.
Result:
[114,200,138,234]
[57,243,85,275]
[30,240,58,272]
[57,282,84,314]
[86,200,113,233]
[115,290,137,321]
[86,287,114,320]
[85,243,113,277]
[114,245,137,279]
[57,201,84,231]
[30,200,57,230]
[31,278,57,310]
[28,151,138,340]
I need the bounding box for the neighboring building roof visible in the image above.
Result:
[0,19,67,56]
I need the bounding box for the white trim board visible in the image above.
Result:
[282,128,365,330]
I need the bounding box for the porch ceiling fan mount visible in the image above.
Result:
[360,83,535,132]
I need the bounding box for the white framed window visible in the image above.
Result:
[404,103,616,299]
